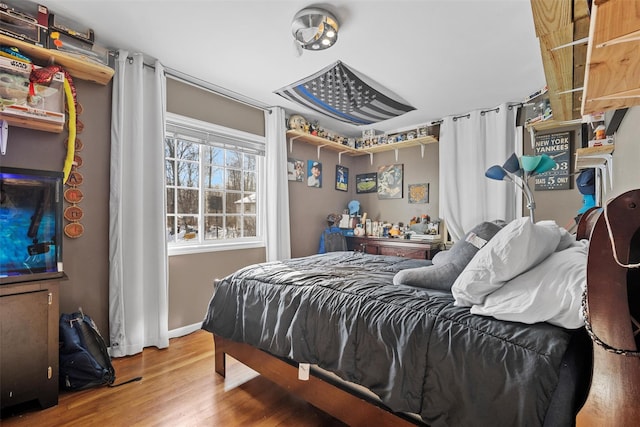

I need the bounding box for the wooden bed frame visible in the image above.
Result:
[213,190,640,427]
[213,335,420,426]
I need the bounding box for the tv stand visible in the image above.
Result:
[0,276,64,411]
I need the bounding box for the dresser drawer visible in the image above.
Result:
[346,236,438,260]
[379,246,427,259]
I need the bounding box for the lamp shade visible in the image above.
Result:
[485,165,508,181]
[520,155,542,173]
[533,154,556,175]
[502,152,521,174]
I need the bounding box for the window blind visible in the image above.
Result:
[166,120,265,156]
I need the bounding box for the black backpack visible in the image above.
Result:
[59,310,141,390]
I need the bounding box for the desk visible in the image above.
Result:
[346,236,440,260]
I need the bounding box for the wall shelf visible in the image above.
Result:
[0,34,114,135]
[286,130,438,161]
[0,34,114,85]
[0,114,63,133]
[525,117,583,132]
[362,136,438,154]
[581,0,640,115]
[287,130,361,155]
[575,144,615,205]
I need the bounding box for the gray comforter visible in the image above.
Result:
[202,252,578,426]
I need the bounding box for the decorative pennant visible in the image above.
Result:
[275,61,415,125]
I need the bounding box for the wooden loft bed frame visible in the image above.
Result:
[213,190,640,426]
[577,191,640,426]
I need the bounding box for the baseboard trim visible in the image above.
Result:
[169,322,202,339]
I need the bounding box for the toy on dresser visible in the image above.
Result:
[408,215,442,241]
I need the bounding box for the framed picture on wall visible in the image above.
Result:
[287,158,304,182]
[335,165,348,191]
[408,183,429,203]
[307,160,322,188]
[355,173,377,193]
[377,164,403,199]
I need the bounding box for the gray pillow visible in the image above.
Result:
[393,221,504,291]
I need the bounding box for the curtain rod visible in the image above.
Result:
[164,66,273,114]
[119,52,273,113]
[444,102,523,123]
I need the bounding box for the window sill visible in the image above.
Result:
[168,239,265,256]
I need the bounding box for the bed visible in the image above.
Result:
[202,190,640,427]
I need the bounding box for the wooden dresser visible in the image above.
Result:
[346,236,440,260]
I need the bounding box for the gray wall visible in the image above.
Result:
[287,139,439,258]
[609,107,640,198]
[524,110,638,229]
[166,78,265,135]
[1,76,269,339]
[1,79,112,337]
[168,248,265,330]
[165,77,267,330]
[6,70,639,339]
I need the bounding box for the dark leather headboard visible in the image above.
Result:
[576,207,602,241]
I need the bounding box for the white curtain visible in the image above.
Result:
[264,106,291,261]
[439,103,517,241]
[109,50,169,357]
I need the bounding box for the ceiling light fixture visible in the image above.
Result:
[292,7,339,51]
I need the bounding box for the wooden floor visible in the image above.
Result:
[1,330,347,426]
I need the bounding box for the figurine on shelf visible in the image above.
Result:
[288,114,307,131]
[389,223,401,237]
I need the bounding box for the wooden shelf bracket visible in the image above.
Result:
[0,120,7,155]
[288,135,304,152]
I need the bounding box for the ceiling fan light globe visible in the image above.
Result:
[291,7,339,51]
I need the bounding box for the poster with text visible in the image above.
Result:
[533,131,571,190]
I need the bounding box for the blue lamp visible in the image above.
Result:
[502,152,522,176]
[533,154,556,175]
[484,165,508,181]
[485,153,556,222]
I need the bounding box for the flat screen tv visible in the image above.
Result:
[1,166,64,285]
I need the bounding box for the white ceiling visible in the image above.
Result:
[41,0,546,137]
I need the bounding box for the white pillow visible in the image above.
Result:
[537,220,575,252]
[452,217,562,307]
[469,240,588,329]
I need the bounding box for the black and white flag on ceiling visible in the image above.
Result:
[275,61,415,125]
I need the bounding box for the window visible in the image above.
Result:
[165,113,265,253]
